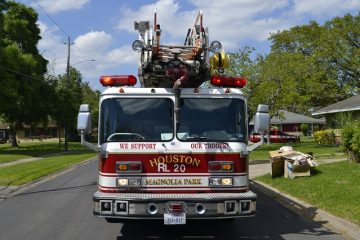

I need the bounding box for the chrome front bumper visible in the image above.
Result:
[93,191,256,219]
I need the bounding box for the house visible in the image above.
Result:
[271,110,325,132]
[311,95,360,128]
[0,123,10,143]
[0,119,64,141]
[250,110,325,133]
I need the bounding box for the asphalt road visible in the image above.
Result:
[0,159,344,240]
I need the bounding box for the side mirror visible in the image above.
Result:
[77,104,92,134]
[254,104,270,133]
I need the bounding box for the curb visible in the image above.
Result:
[251,180,360,240]
[0,156,97,200]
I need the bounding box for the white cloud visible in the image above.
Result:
[35,0,90,13]
[191,0,291,47]
[293,0,360,17]
[117,0,193,40]
[37,22,136,85]
[105,46,137,65]
[37,21,68,75]
[72,32,137,77]
[74,31,112,58]
[117,0,291,49]
[36,0,360,89]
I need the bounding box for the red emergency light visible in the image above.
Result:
[210,76,247,88]
[100,75,137,86]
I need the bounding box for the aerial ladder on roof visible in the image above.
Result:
[132,10,229,88]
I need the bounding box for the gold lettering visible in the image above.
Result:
[193,157,200,167]
[185,156,192,165]
[180,155,185,164]
[149,158,158,167]
[148,155,202,168]
[158,156,165,164]
[183,178,202,185]
[165,155,172,163]
[144,178,202,186]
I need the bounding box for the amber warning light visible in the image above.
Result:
[210,76,247,88]
[100,75,137,87]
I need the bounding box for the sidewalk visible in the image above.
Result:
[0,157,43,168]
[250,157,360,240]
[249,156,347,179]
[0,151,76,168]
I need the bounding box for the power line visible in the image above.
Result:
[32,0,70,38]
[73,44,100,77]
[31,0,99,79]
[0,65,58,80]
[0,65,42,81]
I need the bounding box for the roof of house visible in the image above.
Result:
[250,110,325,125]
[312,95,360,116]
[271,110,325,124]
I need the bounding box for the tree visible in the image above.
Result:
[322,14,360,93]
[52,67,84,150]
[231,13,359,118]
[250,50,340,116]
[81,82,100,128]
[0,1,48,147]
[227,46,264,119]
[268,13,359,102]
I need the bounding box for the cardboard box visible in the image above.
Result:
[269,150,295,177]
[284,159,310,179]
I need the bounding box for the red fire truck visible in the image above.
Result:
[77,11,270,224]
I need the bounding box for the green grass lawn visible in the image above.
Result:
[250,137,344,161]
[0,150,96,186]
[0,141,88,164]
[256,161,360,225]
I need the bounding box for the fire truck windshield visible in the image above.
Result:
[100,98,173,143]
[177,98,247,142]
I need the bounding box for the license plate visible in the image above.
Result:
[164,213,186,225]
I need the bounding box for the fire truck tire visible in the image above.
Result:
[105,217,125,223]
[221,218,236,223]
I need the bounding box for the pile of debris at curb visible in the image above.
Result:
[269,146,318,179]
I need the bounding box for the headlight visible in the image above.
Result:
[209,177,233,187]
[132,40,145,51]
[209,177,221,186]
[117,177,141,187]
[221,177,233,186]
[209,40,222,53]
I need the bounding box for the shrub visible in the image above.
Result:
[300,123,309,136]
[341,121,360,162]
[342,123,355,151]
[313,129,336,145]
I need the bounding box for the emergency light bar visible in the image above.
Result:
[210,76,247,88]
[100,75,137,87]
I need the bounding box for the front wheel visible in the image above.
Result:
[105,217,124,223]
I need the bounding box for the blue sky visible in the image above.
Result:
[16,0,360,90]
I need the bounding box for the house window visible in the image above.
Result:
[0,130,5,139]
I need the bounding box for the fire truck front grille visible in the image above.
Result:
[94,191,256,200]
[93,191,257,219]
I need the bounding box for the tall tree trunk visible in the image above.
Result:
[64,123,68,151]
[58,126,61,151]
[10,123,18,148]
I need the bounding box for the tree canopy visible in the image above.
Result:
[0,1,50,146]
[230,12,360,117]
[0,1,99,148]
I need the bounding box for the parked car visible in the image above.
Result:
[250,129,300,143]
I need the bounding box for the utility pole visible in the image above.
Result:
[64,36,71,152]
